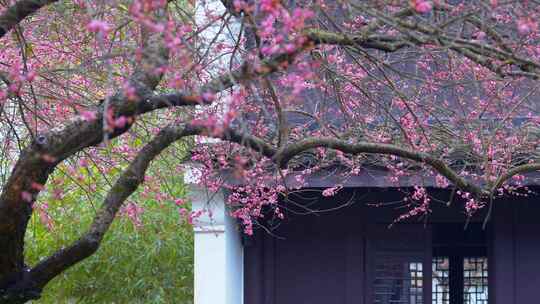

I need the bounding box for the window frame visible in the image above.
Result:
[433,246,488,304]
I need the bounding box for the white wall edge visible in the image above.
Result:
[194,225,226,233]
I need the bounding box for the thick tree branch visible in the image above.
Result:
[0,40,300,244]
[304,29,409,52]
[275,137,487,198]
[0,4,169,295]
[16,123,273,298]
[27,123,199,292]
[491,162,540,192]
[0,0,57,39]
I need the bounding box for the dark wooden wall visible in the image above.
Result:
[492,194,540,304]
[244,187,540,304]
[244,188,367,304]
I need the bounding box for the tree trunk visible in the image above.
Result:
[0,223,25,283]
[0,195,40,303]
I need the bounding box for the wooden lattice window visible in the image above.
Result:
[433,257,450,304]
[373,253,424,304]
[464,257,488,304]
[431,256,488,304]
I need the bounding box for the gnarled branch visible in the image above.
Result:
[275,137,487,198]
[17,123,272,300]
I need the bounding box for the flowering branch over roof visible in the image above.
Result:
[0,0,539,300]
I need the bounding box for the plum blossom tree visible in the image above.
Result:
[0,0,539,302]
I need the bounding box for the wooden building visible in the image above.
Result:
[189,170,540,304]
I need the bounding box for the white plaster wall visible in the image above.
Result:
[225,209,244,304]
[194,227,227,304]
[188,180,243,304]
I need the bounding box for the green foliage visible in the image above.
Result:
[22,118,195,303]
[24,136,194,304]
[25,199,194,304]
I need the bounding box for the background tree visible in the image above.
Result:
[0,0,539,302]
[23,135,194,303]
